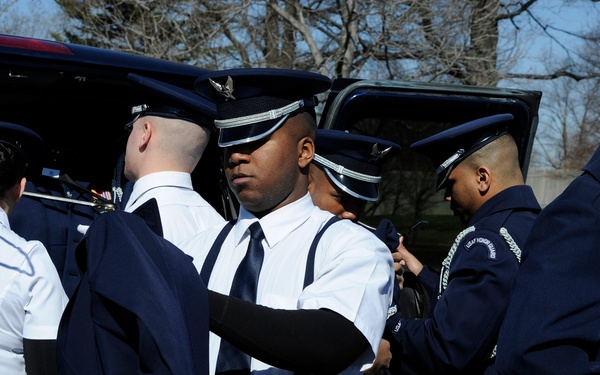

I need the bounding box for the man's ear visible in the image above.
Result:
[139,121,153,150]
[476,166,491,193]
[12,177,26,204]
[298,136,314,169]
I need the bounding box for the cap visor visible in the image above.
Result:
[436,167,453,191]
[217,116,287,147]
[325,169,378,202]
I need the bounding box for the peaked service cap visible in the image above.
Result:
[313,129,401,202]
[410,113,515,191]
[0,121,45,178]
[194,68,332,147]
[126,73,217,131]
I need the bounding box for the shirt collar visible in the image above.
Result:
[234,193,315,248]
[0,208,9,230]
[126,171,193,210]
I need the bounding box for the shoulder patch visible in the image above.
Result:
[464,236,497,260]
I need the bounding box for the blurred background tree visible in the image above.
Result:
[53,0,599,86]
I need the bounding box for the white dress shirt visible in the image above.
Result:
[125,171,225,248]
[181,193,394,374]
[0,209,68,374]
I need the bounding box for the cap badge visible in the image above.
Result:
[131,104,149,115]
[370,143,392,161]
[209,76,236,101]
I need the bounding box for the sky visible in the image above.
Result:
[502,0,599,79]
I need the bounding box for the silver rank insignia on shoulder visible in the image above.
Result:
[209,76,236,100]
[370,143,392,162]
[112,186,123,203]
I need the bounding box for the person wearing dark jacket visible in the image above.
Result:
[489,144,600,374]
[386,114,542,374]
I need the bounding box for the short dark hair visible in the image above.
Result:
[0,142,26,196]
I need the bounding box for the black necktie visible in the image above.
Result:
[215,221,265,374]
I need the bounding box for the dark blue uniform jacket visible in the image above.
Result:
[56,204,209,375]
[12,180,102,297]
[11,179,133,297]
[493,146,600,375]
[384,185,541,374]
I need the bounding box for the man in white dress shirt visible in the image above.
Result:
[181,68,394,374]
[122,73,225,247]
[0,122,68,375]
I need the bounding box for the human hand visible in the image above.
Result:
[394,236,423,276]
[363,339,392,375]
[396,269,405,289]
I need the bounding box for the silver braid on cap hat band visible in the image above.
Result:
[215,99,307,129]
[435,148,464,175]
[313,154,381,183]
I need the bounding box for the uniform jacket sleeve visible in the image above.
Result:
[385,229,519,374]
[56,204,209,375]
[494,167,600,374]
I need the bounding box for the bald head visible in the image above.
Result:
[124,115,211,182]
[153,116,210,166]
[463,133,524,190]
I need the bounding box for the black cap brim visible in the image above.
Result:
[324,168,379,202]
[436,165,455,191]
[127,73,217,131]
[218,115,288,147]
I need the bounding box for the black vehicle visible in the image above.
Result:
[0,34,225,211]
[0,33,541,277]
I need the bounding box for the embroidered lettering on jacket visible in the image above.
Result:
[387,304,398,320]
[464,236,496,260]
